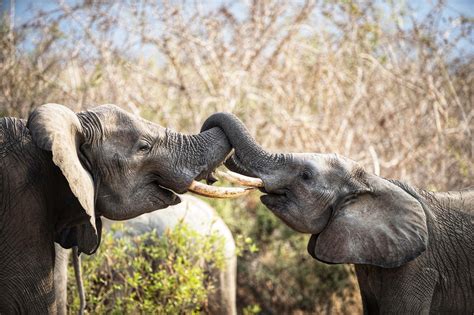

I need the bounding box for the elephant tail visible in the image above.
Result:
[72,246,86,315]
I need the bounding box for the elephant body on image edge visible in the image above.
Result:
[54,195,237,315]
[0,104,231,313]
[201,112,474,314]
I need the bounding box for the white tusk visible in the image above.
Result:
[215,170,264,187]
[188,180,256,199]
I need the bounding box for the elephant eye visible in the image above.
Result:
[137,140,152,153]
[300,170,312,181]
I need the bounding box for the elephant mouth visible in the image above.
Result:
[158,185,181,206]
[152,181,181,206]
[260,190,287,210]
[261,190,334,235]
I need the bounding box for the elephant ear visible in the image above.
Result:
[311,174,428,268]
[27,103,100,255]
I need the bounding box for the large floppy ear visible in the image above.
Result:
[27,103,100,255]
[310,174,428,268]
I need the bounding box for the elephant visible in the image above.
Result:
[200,112,474,314]
[54,195,237,315]
[0,103,236,313]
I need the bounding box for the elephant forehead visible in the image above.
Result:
[292,153,364,193]
[88,104,166,139]
[290,153,325,169]
[287,153,346,178]
[309,154,360,177]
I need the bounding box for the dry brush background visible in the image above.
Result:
[1,0,473,314]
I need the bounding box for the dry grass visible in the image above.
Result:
[1,0,471,191]
[0,1,473,313]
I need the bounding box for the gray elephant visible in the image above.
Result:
[55,195,236,314]
[201,112,474,314]
[0,104,235,313]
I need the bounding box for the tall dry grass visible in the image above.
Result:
[0,1,472,313]
[1,0,472,190]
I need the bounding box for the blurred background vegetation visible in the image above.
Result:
[67,222,227,314]
[1,0,472,314]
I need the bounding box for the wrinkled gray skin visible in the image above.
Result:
[55,195,236,315]
[0,104,230,313]
[201,112,474,314]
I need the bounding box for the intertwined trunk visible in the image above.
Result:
[200,112,288,177]
[166,126,232,182]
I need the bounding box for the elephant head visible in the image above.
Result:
[26,104,232,255]
[201,113,429,268]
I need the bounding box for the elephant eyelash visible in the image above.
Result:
[138,145,151,152]
[341,195,357,207]
[137,139,153,153]
[300,169,314,181]
[301,171,311,180]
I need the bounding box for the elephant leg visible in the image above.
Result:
[355,266,380,315]
[379,267,439,314]
[54,244,71,315]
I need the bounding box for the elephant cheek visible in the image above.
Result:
[309,207,332,234]
[307,234,318,259]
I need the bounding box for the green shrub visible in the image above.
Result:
[208,194,359,314]
[67,222,226,314]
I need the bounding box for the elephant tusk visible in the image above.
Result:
[215,170,264,187]
[188,180,256,198]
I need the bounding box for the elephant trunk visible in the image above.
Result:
[186,127,231,180]
[200,113,289,178]
[159,127,231,191]
[165,127,259,198]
